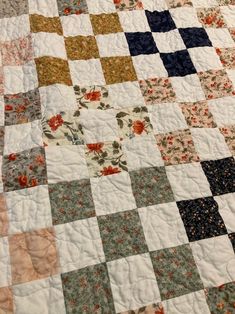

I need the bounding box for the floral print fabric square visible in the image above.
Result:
[0,0,28,18]
[114,0,143,11]
[150,244,203,300]
[65,36,99,60]
[98,209,148,261]
[216,48,235,69]
[219,125,235,155]
[197,8,227,28]
[0,287,13,314]
[90,13,123,35]
[57,0,88,16]
[29,15,63,35]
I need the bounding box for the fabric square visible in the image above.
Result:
[55,217,105,273]
[125,32,158,56]
[0,15,30,42]
[216,47,235,69]
[160,50,197,77]
[29,15,63,35]
[35,57,72,87]
[118,10,150,32]
[145,10,176,32]
[49,179,95,225]
[198,69,235,99]
[191,128,232,160]
[61,263,115,314]
[166,163,212,201]
[152,29,186,53]
[191,0,218,8]
[0,127,4,156]
[107,253,161,313]
[141,0,168,11]
[179,28,212,48]
[132,53,168,80]
[148,103,187,133]
[191,235,235,287]
[129,166,175,207]
[13,276,66,314]
[179,101,217,128]
[28,0,59,17]
[156,129,200,165]
[4,88,41,126]
[219,125,235,155]
[208,96,235,126]
[98,209,148,261]
[205,281,235,314]
[2,147,47,192]
[86,0,116,14]
[91,171,136,215]
[85,141,128,177]
[0,286,13,314]
[138,202,188,251]
[166,0,193,8]
[220,5,235,27]
[5,185,52,234]
[170,7,202,28]
[0,68,3,96]
[69,59,105,85]
[150,244,203,300]
[101,56,137,84]
[215,193,235,233]
[0,237,11,287]
[115,106,153,139]
[114,0,144,11]
[57,0,88,16]
[45,145,89,183]
[139,77,176,104]
[65,35,99,60]
[9,227,59,284]
[60,14,93,36]
[0,0,28,18]
[90,13,123,35]
[0,194,8,237]
[118,303,164,314]
[96,33,130,57]
[206,28,235,48]
[201,157,235,196]
[188,47,223,72]
[177,196,227,241]
[197,7,227,28]
[122,135,164,170]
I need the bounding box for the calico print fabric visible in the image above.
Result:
[0,0,235,313]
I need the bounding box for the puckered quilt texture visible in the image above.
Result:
[0,0,235,313]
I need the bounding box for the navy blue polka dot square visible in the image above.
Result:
[160,50,196,77]
[179,28,212,48]
[145,10,176,32]
[125,32,158,56]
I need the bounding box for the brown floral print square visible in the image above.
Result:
[156,129,200,165]
[101,56,137,84]
[0,287,13,314]
[216,48,235,69]
[219,125,235,155]
[29,14,63,35]
[197,8,227,28]
[90,13,123,35]
[35,56,72,87]
[65,36,99,60]
[113,0,144,11]
[57,0,88,16]
[0,0,28,18]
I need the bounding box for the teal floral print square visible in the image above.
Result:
[98,209,148,261]
[150,244,203,300]
[49,179,95,225]
[57,0,88,16]
[61,263,115,314]
[129,166,175,208]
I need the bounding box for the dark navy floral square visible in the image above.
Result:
[160,50,197,77]
[145,10,176,32]
[201,157,235,196]
[125,32,158,56]
[228,233,235,252]
[177,197,227,242]
[179,28,212,48]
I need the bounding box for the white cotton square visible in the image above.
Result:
[0,15,30,41]
[148,103,187,133]
[208,96,235,126]
[32,33,67,59]
[80,109,119,143]
[45,145,89,183]
[90,172,136,215]
[86,0,116,14]
[132,53,168,80]
[191,128,232,160]
[192,0,218,8]
[13,275,66,314]
[3,61,38,94]
[69,59,105,86]
[170,7,202,28]
[221,5,235,27]
[166,163,212,201]
[4,120,43,155]
[190,235,235,287]
[171,74,205,102]
[141,0,168,11]
[152,29,186,53]
[5,185,52,234]
[55,217,105,273]
[188,47,223,72]
[107,253,161,313]
[0,237,11,288]
[107,81,144,108]
[206,28,235,48]
[138,202,188,251]
[118,11,150,32]
[215,193,235,233]
[28,0,59,16]
[60,14,93,36]
[96,33,130,57]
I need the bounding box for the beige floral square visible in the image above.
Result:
[0,287,13,314]
[114,0,143,11]
[166,0,192,8]
[0,194,8,237]
[219,125,235,155]
[65,36,99,60]
[29,14,63,35]
[216,48,235,69]
[197,8,227,28]
[90,13,123,35]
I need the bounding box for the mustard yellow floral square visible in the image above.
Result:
[90,13,123,35]
[65,36,99,60]
[29,14,63,35]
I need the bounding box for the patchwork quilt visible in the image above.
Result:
[0,0,235,313]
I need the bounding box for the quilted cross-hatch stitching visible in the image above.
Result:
[0,0,235,313]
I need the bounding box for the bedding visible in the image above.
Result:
[0,0,235,313]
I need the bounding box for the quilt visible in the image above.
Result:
[0,0,235,313]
